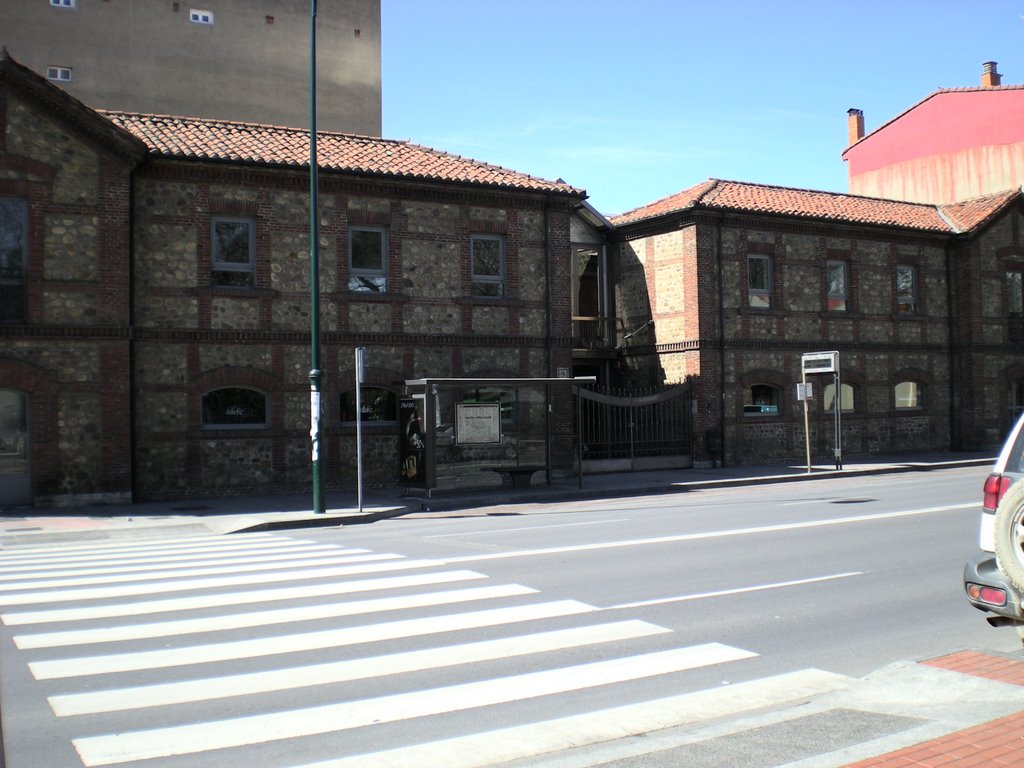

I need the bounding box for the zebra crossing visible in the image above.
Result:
[0,531,765,768]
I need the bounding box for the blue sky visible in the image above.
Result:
[382,1,1024,216]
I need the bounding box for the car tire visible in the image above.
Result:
[994,479,1024,593]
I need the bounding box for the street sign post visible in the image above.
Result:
[801,351,841,473]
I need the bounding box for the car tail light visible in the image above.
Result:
[967,582,1008,607]
[982,474,1013,512]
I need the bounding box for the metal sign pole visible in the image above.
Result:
[355,347,365,514]
[803,368,811,473]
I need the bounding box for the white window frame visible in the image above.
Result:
[50,0,75,7]
[471,234,506,297]
[190,9,214,24]
[827,260,848,312]
[46,66,72,82]
[211,217,255,288]
[896,264,918,315]
[747,254,771,308]
[348,226,388,293]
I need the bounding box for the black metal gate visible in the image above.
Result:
[575,384,692,468]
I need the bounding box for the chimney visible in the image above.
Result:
[847,108,864,145]
[981,61,1002,88]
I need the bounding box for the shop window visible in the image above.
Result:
[744,384,780,415]
[211,217,255,287]
[747,254,771,308]
[823,382,855,412]
[471,235,505,297]
[348,227,387,292]
[895,381,924,410]
[0,200,27,323]
[201,388,267,428]
[340,387,397,423]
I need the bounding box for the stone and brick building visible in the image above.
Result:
[610,180,1024,467]
[0,52,587,506]
[4,46,1024,507]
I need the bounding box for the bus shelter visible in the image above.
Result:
[399,377,590,494]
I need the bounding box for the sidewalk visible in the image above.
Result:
[0,451,1019,768]
[0,451,997,542]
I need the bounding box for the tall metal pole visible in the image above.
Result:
[308,0,325,514]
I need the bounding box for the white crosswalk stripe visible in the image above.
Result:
[0,531,763,768]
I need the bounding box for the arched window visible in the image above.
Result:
[894,381,924,410]
[341,387,397,423]
[201,387,267,428]
[823,382,855,412]
[744,384,781,415]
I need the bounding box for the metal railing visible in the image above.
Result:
[571,316,614,349]
[576,384,692,460]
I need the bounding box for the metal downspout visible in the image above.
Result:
[127,167,138,502]
[716,216,726,467]
[945,238,960,450]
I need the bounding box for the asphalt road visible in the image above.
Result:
[0,466,1018,768]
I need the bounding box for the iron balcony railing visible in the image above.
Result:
[572,316,615,350]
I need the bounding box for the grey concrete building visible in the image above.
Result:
[0,0,381,135]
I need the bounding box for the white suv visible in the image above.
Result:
[964,412,1024,642]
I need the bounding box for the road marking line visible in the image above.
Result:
[443,504,977,563]
[0,546,364,581]
[15,583,538,648]
[426,519,630,538]
[0,558,447,607]
[286,669,851,768]
[0,552,400,593]
[71,644,756,766]
[2,569,488,625]
[29,600,596,679]
[0,538,329,571]
[0,532,289,560]
[604,572,864,610]
[50,620,670,715]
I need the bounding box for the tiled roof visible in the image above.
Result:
[939,189,1019,232]
[99,111,582,196]
[611,178,1017,234]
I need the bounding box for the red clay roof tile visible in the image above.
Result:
[939,189,1019,232]
[99,111,582,196]
[610,178,1009,234]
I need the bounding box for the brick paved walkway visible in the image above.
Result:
[843,651,1024,768]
